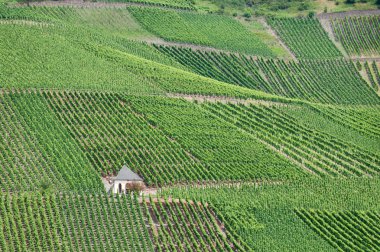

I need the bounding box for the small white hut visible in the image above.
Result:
[112,165,145,194]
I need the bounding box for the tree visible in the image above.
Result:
[308,11,316,18]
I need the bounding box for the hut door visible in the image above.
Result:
[118,183,122,193]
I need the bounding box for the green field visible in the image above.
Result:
[1,1,380,251]
[129,6,275,56]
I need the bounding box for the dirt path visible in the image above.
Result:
[167,93,289,107]
[16,0,193,10]
[145,38,228,53]
[317,14,380,61]
[318,9,380,19]
[138,197,207,206]
[351,57,380,62]
[0,19,51,26]
[256,17,298,61]
[146,38,280,60]
[318,17,349,58]
[138,179,283,198]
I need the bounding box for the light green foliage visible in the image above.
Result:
[0,193,153,252]
[128,96,307,181]
[277,105,380,155]
[155,45,379,104]
[332,16,380,56]
[73,7,158,40]
[0,25,162,94]
[83,42,285,99]
[129,6,275,56]
[0,6,289,99]
[202,103,380,177]
[0,92,102,192]
[267,17,342,59]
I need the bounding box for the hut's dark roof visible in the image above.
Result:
[115,165,143,181]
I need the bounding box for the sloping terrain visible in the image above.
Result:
[129,6,275,56]
[154,45,379,104]
[331,15,380,57]
[0,91,102,192]
[267,17,343,59]
[0,2,379,251]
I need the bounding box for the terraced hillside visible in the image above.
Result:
[164,178,380,251]
[128,6,275,56]
[0,193,153,251]
[356,61,380,92]
[155,45,379,104]
[267,17,343,59]
[0,91,102,192]
[128,96,305,181]
[143,199,250,251]
[201,102,380,177]
[296,209,380,251]
[44,91,209,186]
[331,15,380,57]
[1,2,380,252]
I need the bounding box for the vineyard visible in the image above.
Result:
[43,90,209,186]
[154,45,379,104]
[276,104,380,155]
[128,6,275,56]
[201,102,380,177]
[103,0,195,9]
[143,198,249,251]
[296,209,380,251]
[331,16,380,57]
[357,61,380,92]
[0,193,153,251]
[41,90,304,184]
[1,2,380,252]
[267,17,343,59]
[127,95,306,181]
[163,178,380,251]
[0,91,102,192]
